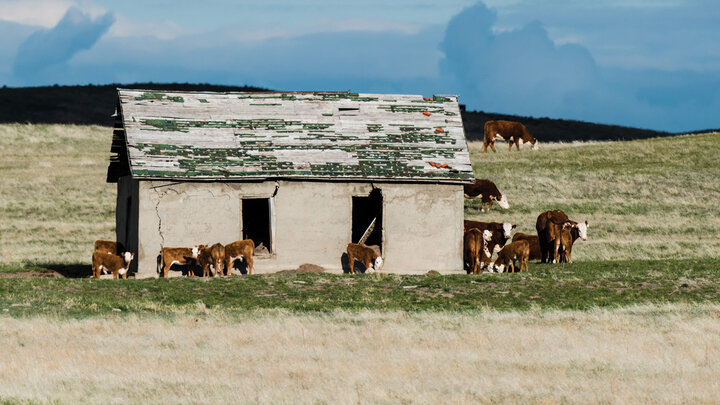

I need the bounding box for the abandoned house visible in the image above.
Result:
[106,89,474,277]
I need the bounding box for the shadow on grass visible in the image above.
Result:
[24,263,92,278]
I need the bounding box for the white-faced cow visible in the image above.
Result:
[92,251,134,279]
[483,120,538,153]
[464,220,516,255]
[463,178,510,211]
[490,240,530,273]
[197,243,225,277]
[346,243,383,274]
[535,210,588,263]
[158,246,200,278]
[464,228,493,274]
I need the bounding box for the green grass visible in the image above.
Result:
[1,258,719,317]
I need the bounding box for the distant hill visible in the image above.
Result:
[0,83,697,141]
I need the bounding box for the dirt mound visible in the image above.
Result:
[277,264,326,274]
[0,270,64,278]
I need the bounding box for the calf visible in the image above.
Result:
[159,246,200,278]
[196,243,226,277]
[536,210,589,263]
[490,240,530,273]
[464,220,516,255]
[558,222,588,263]
[464,228,493,274]
[92,251,134,279]
[346,243,383,274]
[225,239,255,275]
[463,178,510,211]
[511,232,542,261]
[94,240,125,255]
[483,120,537,153]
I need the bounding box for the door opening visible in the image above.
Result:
[352,188,383,251]
[242,198,272,255]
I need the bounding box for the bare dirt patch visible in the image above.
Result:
[276,263,326,274]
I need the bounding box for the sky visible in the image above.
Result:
[1,0,718,132]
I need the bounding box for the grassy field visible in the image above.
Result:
[2,305,720,403]
[1,124,719,403]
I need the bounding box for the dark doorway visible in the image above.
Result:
[352,188,383,250]
[242,198,272,254]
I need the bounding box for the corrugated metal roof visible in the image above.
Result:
[116,89,474,183]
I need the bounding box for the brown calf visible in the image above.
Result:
[511,232,542,261]
[197,243,226,277]
[491,240,530,273]
[464,228,493,274]
[159,246,200,278]
[92,250,134,279]
[346,243,383,274]
[483,120,537,153]
[536,210,589,263]
[463,178,510,211]
[94,240,125,255]
[225,239,255,275]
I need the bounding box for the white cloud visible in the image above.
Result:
[0,0,75,27]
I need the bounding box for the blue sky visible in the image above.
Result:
[1,0,718,132]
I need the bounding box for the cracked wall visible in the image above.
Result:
[134,180,464,277]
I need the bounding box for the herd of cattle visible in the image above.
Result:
[91,120,571,278]
[91,239,257,279]
[463,177,589,273]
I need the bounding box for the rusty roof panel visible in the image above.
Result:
[116,89,474,183]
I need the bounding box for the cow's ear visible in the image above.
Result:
[585,221,589,227]
[512,225,517,229]
[562,222,572,229]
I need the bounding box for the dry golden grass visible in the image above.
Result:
[1,304,719,403]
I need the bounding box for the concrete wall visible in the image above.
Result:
[133,180,464,277]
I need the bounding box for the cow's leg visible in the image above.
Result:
[482,140,488,153]
[552,239,560,263]
[508,141,513,152]
[480,201,486,212]
[348,253,355,274]
[515,139,521,151]
[246,255,254,275]
[488,200,493,211]
[113,269,118,279]
[489,142,497,153]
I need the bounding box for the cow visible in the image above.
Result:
[464,220,516,255]
[536,210,588,263]
[511,232,542,261]
[558,222,588,263]
[490,240,530,273]
[93,240,125,255]
[464,228,493,274]
[346,243,383,274]
[463,178,510,211]
[483,120,538,153]
[92,251,134,279]
[158,246,200,278]
[197,243,225,277]
[224,239,255,275]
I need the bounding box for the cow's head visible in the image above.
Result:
[493,263,506,273]
[482,229,493,243]
[495,195,510,209]
[502,223,516,239]
[373,256,384,271]
[123,251,134,264]
[531,139,538,150]
[191,246,201,258]
[577,221,589,241]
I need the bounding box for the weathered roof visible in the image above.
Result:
[114,89,474,183]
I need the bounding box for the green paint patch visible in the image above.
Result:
[134,92,184,103]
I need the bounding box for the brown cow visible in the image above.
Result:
[159,246,200,278]
[225,239,255,275]
[464,220,516,255]
[197,243,226,277]
[92,251,134,279]
[346,243,383,274]
[558,222,588,263]
[94,240,125,255]
[536,210,588,263]
[491,240,530,273]
[511,232,542,261]
[464,228,493,274]
[463,178,510,211]
[483,120,537,153]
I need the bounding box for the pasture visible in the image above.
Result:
[1,123,719,403]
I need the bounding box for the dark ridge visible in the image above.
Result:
[0,83,267,127]
[0,83,710,141]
